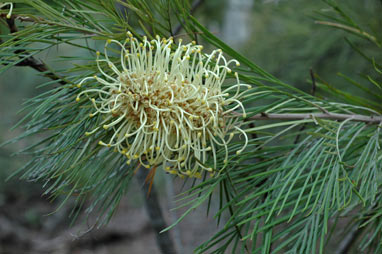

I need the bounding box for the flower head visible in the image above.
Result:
[76,32,249,178]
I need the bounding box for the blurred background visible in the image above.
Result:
[0,0,380,253]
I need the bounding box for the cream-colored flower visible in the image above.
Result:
[76,32,249,178]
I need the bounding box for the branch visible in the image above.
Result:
[136,167,178,254]
[243,112,382,124]
[315,20,380,47]
[173,0,205,36]
[3,15,66,85]
[336,203,379,253]
[336,224,365,254]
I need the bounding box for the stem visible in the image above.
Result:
[241,112,382,124]
[136,167,178,254]
[336,224,365,254]
[173,0,205,36]
[315,20,380,47]
[4,15,66,85]
[336,204,378,253]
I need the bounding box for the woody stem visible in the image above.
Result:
[241,112,382,124]
[136,167,178,254]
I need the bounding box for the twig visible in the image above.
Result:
[242,112,382,124]
[173,0,205,36]
[315,20,380,47]
[336,224,365,254]
[3,15,66,85]
[336,203,378,253]
[136,167,178,254]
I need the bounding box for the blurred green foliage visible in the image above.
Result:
[239,0,382,93]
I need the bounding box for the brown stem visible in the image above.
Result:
[240,112,382,124]
[3,15,66,85]
[336,224,365,254]
[294,69,317,144]
[173,0,205,36]
[136,167,178,254]
[315,20,380,47]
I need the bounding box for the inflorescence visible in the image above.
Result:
[76,32,249,178]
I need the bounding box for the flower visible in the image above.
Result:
[76,32,249,178]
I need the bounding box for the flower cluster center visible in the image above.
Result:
[111,72,224,130]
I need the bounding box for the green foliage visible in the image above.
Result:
[1,0,381,253]
[244,0,382,97]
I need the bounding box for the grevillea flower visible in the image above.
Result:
[76,32,249,178]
